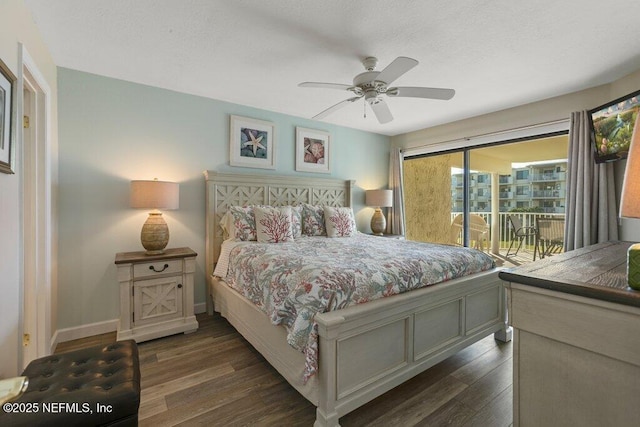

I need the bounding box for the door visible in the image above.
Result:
[21,47,52,368]
[133,277,184,326]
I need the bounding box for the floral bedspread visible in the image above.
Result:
[221,233,495,381]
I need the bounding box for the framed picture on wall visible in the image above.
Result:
[0,57,16,174]
[229,115,276,169]
[295,127,330,173]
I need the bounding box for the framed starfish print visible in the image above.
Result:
[295,127,330,173]
[229,115,276,169]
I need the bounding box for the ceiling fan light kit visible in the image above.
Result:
[299,56,455,124]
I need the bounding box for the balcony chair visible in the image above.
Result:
[535,217,565,259]
[469,214,490,252]
[506,214,537,258]
[450,214,463,245]
[450,214,489,252]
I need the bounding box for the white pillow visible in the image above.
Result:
[324,206,356,237]
[254,206,294,243]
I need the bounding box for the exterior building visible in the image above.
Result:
[452,161,567,213]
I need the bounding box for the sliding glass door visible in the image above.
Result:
[403,134,568,262]
[403,151,464,244]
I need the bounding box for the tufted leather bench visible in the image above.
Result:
[0,340,141,426]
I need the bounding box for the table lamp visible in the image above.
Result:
[366,189,393,235]
[620,117,640,290]
[130,179,179,254]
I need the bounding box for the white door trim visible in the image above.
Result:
[18,44,53,367]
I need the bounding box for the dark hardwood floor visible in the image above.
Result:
[55,313,513,426]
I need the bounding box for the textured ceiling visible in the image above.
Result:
[24,0,640,136]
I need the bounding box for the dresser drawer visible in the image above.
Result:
[133,259,183,278]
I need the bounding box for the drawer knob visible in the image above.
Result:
[149,263,169,273]
[177,284,183,289]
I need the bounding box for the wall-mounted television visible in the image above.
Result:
[589,89,640,163]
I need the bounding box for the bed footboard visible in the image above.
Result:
[313,269,509,427]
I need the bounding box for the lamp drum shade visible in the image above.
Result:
[130,180,179,210]
[365,189,393,208]
[620,117,640,219]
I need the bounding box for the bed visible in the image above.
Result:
[204,171,511,427]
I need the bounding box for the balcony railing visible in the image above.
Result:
[531,172,566,182]
[449,212,565,252]
[532,190,565,198]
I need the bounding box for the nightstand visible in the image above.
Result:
[115,247,198,342]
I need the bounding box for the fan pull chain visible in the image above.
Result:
[363,99,367,119]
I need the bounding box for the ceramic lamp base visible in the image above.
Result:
[141,212,169,255]
[370,208,386,236]
[628,243,640,290]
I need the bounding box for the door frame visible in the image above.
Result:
[19,44,53,368]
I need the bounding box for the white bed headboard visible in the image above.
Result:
[204,171,354,276]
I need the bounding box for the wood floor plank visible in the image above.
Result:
[455,359,513,411]
[54,331,117,353]
[364,375,469,427]
[138,395,168,421]
[164,364,282,409]
[416,398,476,427]
[174,391,267,426]
[154,336,217,361]
[141,363,235,402]
[340,334,502,426]
[139,337,250,388]
[54,312,514,426]
[462,384,513,427]
[142,369,282,426]
[451,340,512,385]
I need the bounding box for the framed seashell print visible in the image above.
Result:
[295,127,330,173]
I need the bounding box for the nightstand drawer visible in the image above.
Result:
[133,259,182,278]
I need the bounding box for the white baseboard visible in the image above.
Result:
[52,304,207,350]
[50,330,59,354]
[194,302,207,314]
[54,318,119,346]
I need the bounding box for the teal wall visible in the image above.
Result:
[57,68,390,329]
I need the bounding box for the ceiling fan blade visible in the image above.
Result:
[387,86,455,100]
[376,57,418,85]
[313,96,362,120]
[370,99,393,124]
[299,82,353,91]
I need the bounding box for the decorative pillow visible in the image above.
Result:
[324,206,357,237]
[226,206,257,241]
[301,203,326,236]
[219,211,234,240]
[289,205,302,238]
[255,206,294,243]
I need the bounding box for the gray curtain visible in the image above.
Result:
[565,111,618,250]
[386,147,406,236]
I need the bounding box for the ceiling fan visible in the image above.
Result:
[298,56,455,124]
